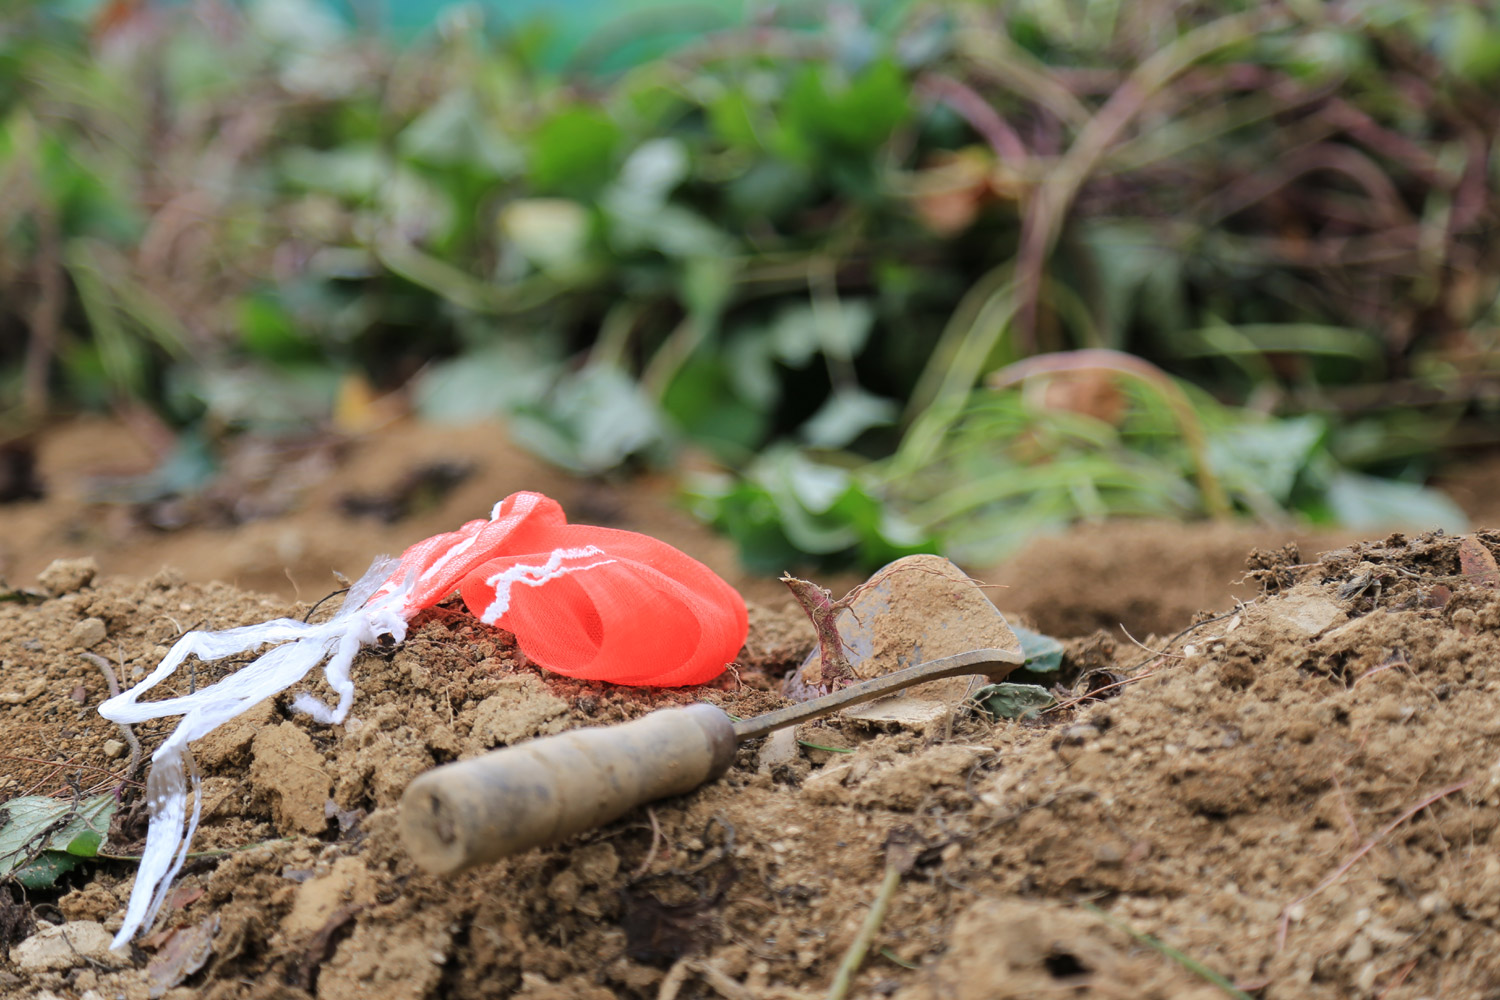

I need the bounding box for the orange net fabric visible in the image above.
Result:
[378,491,747,685]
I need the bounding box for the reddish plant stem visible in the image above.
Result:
[780,575,855,688]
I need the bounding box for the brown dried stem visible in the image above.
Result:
[780,575,855,688]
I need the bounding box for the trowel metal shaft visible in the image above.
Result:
[729,646,1022,740]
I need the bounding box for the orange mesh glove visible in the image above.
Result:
[380,491,747,685]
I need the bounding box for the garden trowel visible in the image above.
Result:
[399,554,1023,875]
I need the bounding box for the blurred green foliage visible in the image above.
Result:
[2,0,1497,568]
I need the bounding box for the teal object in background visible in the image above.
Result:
[60,0,886,72]
[377,0,757,69]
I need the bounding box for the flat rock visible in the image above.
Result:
[9,921,129,971]
[1266,590,1345,637]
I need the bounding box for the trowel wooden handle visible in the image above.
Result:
[399,703,737,874]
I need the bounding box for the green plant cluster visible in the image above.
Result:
[1,0,1495,567]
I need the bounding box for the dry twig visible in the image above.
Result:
[82,651,142,786]
[1277,777,1474,950]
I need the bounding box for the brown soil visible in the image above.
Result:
[3,418,1497,999]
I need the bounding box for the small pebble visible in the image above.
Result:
[102,739,126,759]
[69,617,108,649]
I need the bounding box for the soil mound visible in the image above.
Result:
[3,529,1499,999]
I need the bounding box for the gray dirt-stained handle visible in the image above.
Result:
[399,703,737,874]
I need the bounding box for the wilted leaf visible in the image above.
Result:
[622,871,732,968]
[146,913,219,998]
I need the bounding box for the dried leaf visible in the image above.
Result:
[146,913,219,998]
[293,904,364,991]
[1458,536,1500,589]
[622,869,733,967]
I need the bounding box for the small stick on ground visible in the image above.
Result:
[657,959,756,1000]
[1119,625,1187,660]
[1,753,141,784]
[81,652,142,786]
[1119,606,1249,674]
[1375,957,1419,1000]
[689,958,758,1000]
[656,958,691,1000]
[1277,777,1474,950]
[827,864,901,1000]
[1329,772,1362,847]
[1044,670,1157,715]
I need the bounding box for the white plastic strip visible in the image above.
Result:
[99,555,409,948]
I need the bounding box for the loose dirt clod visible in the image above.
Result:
[251,723,333,836]
[36,556,96,596]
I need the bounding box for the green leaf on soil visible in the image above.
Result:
[0,793,117,887]
[972,682,1056,720]
[1013,626,1064,674]
[12,852,83,889]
